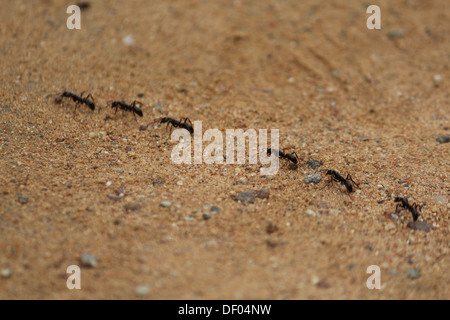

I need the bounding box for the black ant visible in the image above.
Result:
[110,101,143,120]
[158,117,194,135]
[322,170,359,193]
[59,91,95,111]
[266,149,299,165]
[394,197,421,222]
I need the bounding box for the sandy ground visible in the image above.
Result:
[0,0,449,300]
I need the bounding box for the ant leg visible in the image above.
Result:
[413,203,423,213]
[167,126,174,141]
[320,177,333,190]
[347,174,359,188]
[85,94,95,104]
[184,118,193,126]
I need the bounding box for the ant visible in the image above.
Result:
[322,170,359,193]
[394,197,421,222]
[266,149,299,165]
[59,91,95,111]
[159,117,194,135]
[110,101,143,120]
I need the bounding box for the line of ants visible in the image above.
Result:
[53,90,424,225]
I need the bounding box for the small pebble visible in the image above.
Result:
[433,74,442,87]
[152,179,164,186]
[139,125,148,131]
[202,213,211,220]
[388,29,404,39]
[160,201,172,208]
[306,209,317,217]
[122,35,135,46]
[1,269,12,278]
[81,254,97,268]
[211,206,220,214]
[124,202,141,212]
[256,188,270,199]
[135,285,151,297]
[406,268,420,279]
[153,102,163,108]
[266,238,278,248]
[436,136,450,144]
[266,223,279,234]
[18,195,29,204]
[235,191,255,204]
[407,221,434,232]
[304,174,322,184]
[306,160,321,170]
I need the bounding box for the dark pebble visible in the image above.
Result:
[139,125,148,131]
[266,223,279,234]
[407,221,433,232]
[436,136,450,144]
[398,180,405,184]
[256,188,270,200]
[18,195,29,204]
[316,279,331,289]
[235,191,255,204]
[388,29,404,39]
[306,160,321,170]
[137,93,145,98]
[202,213,211,220]
[124,202,141,212]
[152,179,164,186]
[210,206,220,214]
[266,238,278,248]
